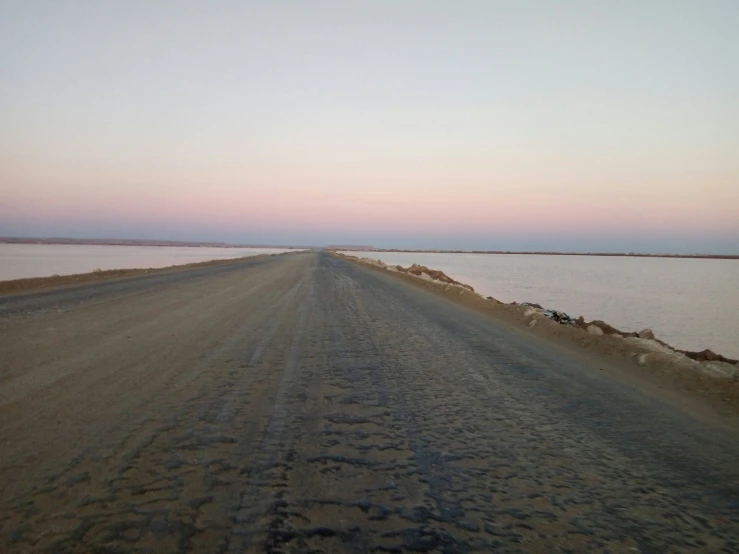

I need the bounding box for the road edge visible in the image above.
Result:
[0,251,303,296]
[332,252,739,422]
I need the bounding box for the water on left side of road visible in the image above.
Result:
[0,243,301,281]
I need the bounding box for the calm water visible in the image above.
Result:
[0,244,298,281]
[344,251,739,358]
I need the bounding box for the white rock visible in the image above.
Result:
[418,272,434,282]
[528,319,537,328]
[638,328,655,340]
[624,338,738,380]
[523,307,538,317]
[699,362,739,381]
[623,337,684,360]
[587,325,604,335]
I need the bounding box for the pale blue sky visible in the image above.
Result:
[1,1,737,252]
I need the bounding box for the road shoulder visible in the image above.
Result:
[334,253,739,425]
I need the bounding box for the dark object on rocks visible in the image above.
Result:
[638,328,656,340]
[541,309,577,325]
[521,302,578,326]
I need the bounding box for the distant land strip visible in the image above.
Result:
[0,237,316,249]
[328,248,739,260]
[1,238,735,259]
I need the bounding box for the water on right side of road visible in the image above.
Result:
[342,251,739,359]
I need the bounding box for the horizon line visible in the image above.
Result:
[1,236,738,260]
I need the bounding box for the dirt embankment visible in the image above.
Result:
[0,253,298,296]
[336,253,739,414]
[341,255,474,290]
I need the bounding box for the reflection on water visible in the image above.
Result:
[344,251,739,358]
[0,244,298,281]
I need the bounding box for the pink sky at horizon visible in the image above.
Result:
[1,2,737,252]
[3,145,737,238]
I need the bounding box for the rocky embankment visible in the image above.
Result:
[349,257,475,290]
[514,302,737,365]
[337,253,739,384]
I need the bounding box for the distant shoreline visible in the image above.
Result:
[0,237,312,249]
[331,249,739,260]
[1,238,735,259]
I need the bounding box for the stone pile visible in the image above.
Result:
[515,300,737,368]
[519,303,579,325]
[404,264,474,291]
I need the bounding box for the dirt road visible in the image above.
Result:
[1,251,737,553]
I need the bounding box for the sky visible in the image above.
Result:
[1,1,737,253]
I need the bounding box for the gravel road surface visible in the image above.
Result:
[1,251,737,553]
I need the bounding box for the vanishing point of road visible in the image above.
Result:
[0,251,737,553]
